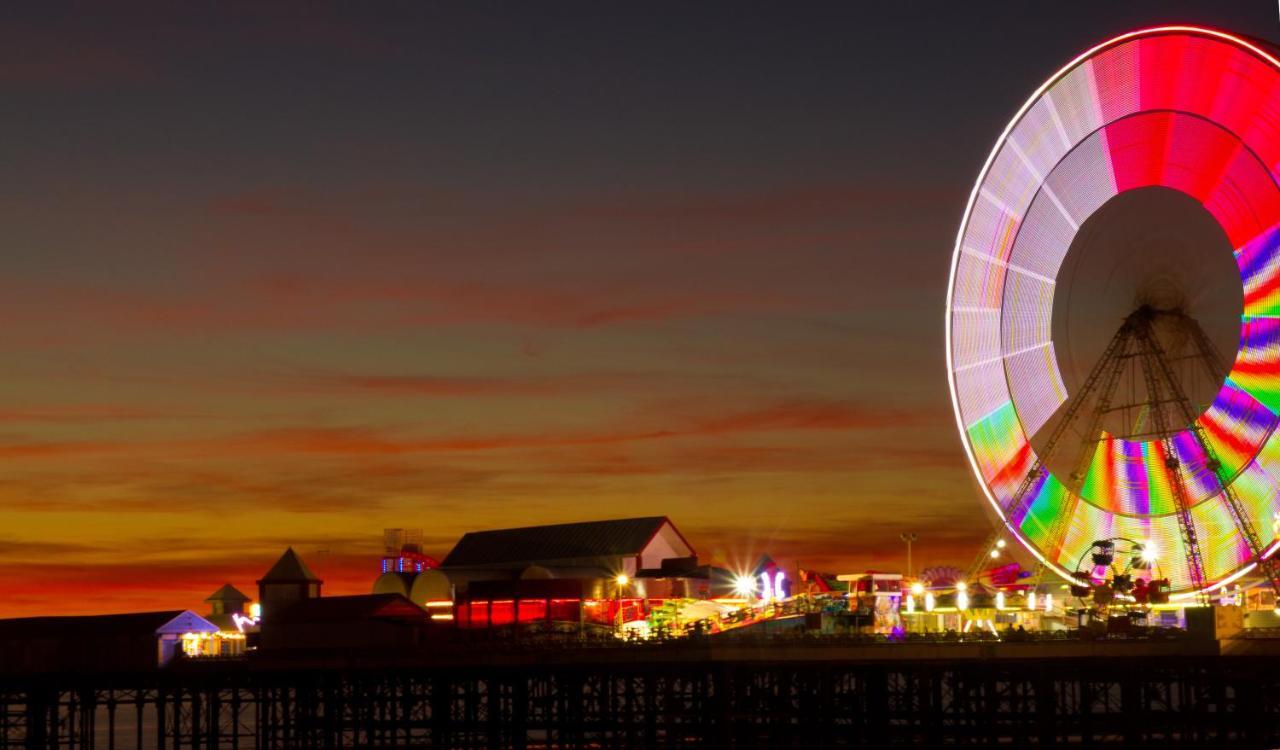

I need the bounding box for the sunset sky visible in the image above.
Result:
[2,2,1276,617]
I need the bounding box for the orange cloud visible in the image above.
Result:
[0,405,191,423]
[0,398,946,467]
[275,368,660,398]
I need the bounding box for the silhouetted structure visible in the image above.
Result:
[257,547,322,620]
[258,593,433,652]
[203,583,251,632]
[2,636,1279,747]
[434,516,723,629]
[0,610,219,673]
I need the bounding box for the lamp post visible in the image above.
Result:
[614,574,629,635]
[900,532,918,578]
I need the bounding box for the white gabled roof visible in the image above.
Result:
[155,610,220,636]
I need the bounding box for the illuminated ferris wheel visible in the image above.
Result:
[946,26,1280,597]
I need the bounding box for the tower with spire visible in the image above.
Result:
[203,583,251,631]
[256,547,322,620]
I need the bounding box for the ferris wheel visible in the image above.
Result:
[946,26,1280,597]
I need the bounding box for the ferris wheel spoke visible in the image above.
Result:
[1182,313,1231,387]
[966,319,1135,585]
[1128,315,1207,600]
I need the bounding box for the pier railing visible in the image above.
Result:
[2,636,1278,748]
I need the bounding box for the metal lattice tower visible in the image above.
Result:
[965,314,1136,586]
[967,307,1280,602]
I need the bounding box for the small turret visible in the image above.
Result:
[256,547,322,620]
[204,583,251,616]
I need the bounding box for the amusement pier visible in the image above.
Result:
[8,21,1280,750]
[2,512,1280,747]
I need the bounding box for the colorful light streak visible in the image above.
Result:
[947,26,1280,592]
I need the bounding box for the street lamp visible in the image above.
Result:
[614,574,629,632]
[900,532,918,578]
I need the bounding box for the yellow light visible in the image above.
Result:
[905,594,915,614]
[249,603,262,618]
[996,539,1006,549]
[955,581,967,592]
[989,549,1000,559]
[910,581,924,595]
[1027,592,1037,611]
[1151,601,1208,610]
[615,574,629,586]
[430,614,454,621]
[957,591,969,610]
[1141,544,1158,563]
[995,591,1005,610]
[1043,593,1054,613]
[733,575,757,597]
[424,600,453,608]
[924,592,935,612]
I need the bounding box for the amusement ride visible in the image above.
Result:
[946,26,1280,617]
